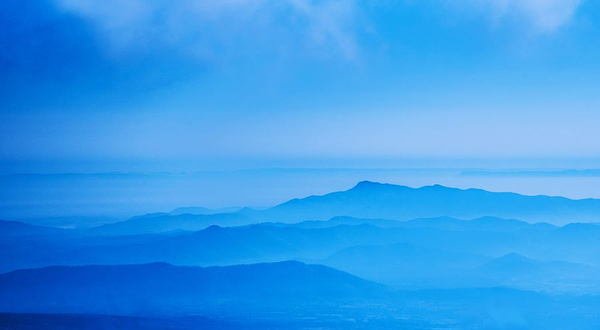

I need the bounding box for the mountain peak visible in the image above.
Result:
[496,252,530,262]
[353,181,385,188]
[419,184,454,191]
[352,181,455,191]
[480,253,539,273]
[352,181,415,191]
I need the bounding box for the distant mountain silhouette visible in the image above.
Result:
[89,212,252,235]
[322,242,489,285]
[468,253,600,293]
[478,253,598,277]
[478,253,542,273]
[303,215,556,232]
[0,261,385,315]
[252,181,600,225]
[399,216,553,232]
[103,223,392,265]
[82,182,599,235]
[0,223,394,273]
[3,218,600,278]
[555,222,600,238]
[170,206,242,215]
[0,220,67,237]
[5,216,118,229]
[264,216,404,229]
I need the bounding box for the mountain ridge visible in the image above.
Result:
[0,261,385,314]
[259,181,600,224]
[79,182,600,235]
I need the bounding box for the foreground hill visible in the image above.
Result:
[0,261,384,315]
[2,283,600,330]
[0,313,241,330]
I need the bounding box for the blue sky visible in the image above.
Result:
[2,0,600,173]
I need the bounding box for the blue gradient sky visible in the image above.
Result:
[2,0,600,173]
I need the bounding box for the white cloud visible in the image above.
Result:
[54,0,360,61]
[52,0,584,66]
[288,0,359,60]
[482,0,583,32]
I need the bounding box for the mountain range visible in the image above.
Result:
[3,181,600,329]
[77,182,600,236]
[3,214,600,294]
[254,181,600,225]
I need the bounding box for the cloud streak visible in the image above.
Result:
[54,0,361,62]
[479,0,584,32]
[53,0,585,68]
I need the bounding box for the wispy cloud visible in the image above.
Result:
[52,0,583,67]
[287,0,359,61]
[54,0,360,62]
[480,0,584,32]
